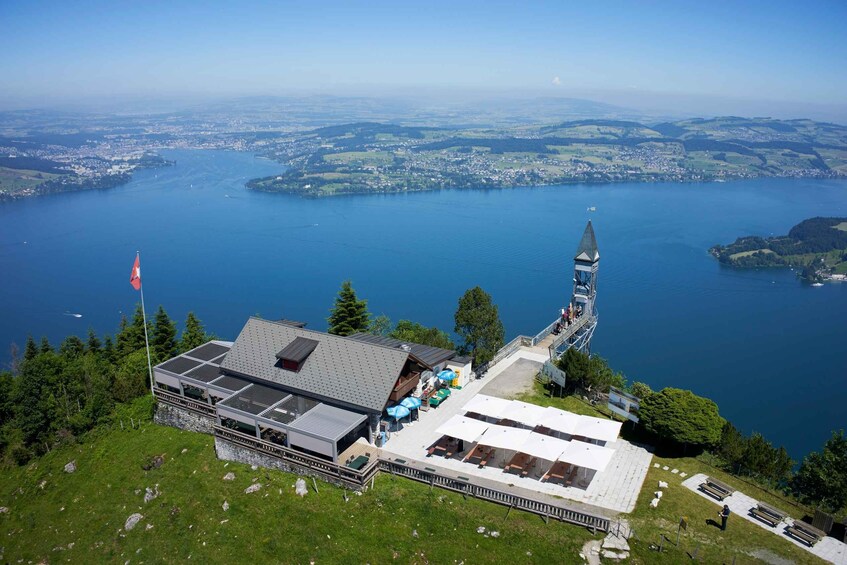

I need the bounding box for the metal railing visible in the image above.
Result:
[157,390,216,417]
[531,318,560,346]
[213,425,379,488]
[474,334,530,376]
[378,459,610,532]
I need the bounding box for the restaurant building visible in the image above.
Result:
[153,316,469,463]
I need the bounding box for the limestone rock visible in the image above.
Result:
[144,485,160,504]
[64,460,77,473]
[295,478,308,497]
[0,506,9,514]
[244,483,262,494]
[124,513,144,531]
[223,472,235,481]
[222,500,230,511]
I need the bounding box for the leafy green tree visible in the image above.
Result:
[14,352,64,449]
[327,280,371,336]
[86,327,101,353]
[112,350,150,403]
[180,312,208,352]
[390,320,455,349]
[639,387,724,449]
[368,314,392,337]
[24,336,38,362]
[454,286,504,366]
[629,381,653,400]
[555,349,625,393]
[790,430,847,513]
[151,306,178,362]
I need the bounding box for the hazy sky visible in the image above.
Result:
[1,1,845,114]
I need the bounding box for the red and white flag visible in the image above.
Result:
[130,254,142,290]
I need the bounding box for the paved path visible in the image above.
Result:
[382,347,653,514]
[682,473,847,564]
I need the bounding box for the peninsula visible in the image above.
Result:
[710,216,847,281]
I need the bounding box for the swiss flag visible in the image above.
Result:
[130,254,142,290]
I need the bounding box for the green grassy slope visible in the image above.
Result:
[0,407,594,563]
[0,396,825,564]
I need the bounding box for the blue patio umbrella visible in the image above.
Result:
[400,396,422,409]
[386,404,411,420]
[436,369,457,382]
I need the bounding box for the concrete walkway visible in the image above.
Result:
[381,347,653,514]
[682,473,847,564]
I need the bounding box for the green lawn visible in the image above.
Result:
[626,455,823,564]
[729,249,776,260]
[0,393,830,564]
[0,405,596,563]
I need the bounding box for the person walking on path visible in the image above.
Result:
[719,504,731,531]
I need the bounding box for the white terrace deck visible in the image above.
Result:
[380,346,653,514]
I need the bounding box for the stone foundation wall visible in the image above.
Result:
[154,401,215,435]
[214,436,366,491]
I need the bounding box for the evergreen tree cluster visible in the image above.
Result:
[716,422,794,487]
[0,307,211,465]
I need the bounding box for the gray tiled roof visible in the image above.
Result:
[575,220,600,262]
[347,333,456,368]
[220,317,409,413]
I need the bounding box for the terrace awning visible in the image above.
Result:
[518,432,571,461]
[537,406,581,435]
[435,415,490,443]
[573,417,622,444]
[558,441,615,472]
[461,394,512,420]
[476,424,532,451]
[500,400,548,427]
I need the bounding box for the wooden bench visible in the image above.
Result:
[520,457,538,478]
[699,477,736,501]
[479,447,496,468]
[750,502,788,527]
[426,437,448,457]
[463,444,486,465]
[505,452,530,474]
[786,520,826,546]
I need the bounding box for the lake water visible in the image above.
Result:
[1,149,845,460]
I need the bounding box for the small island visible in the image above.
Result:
[710,216,847,282]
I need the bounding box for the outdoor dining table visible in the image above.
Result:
[346,455,369,470]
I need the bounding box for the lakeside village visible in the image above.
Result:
[147,222,847,563]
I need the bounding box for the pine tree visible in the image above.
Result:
[454,286,505,366]
[180,312,207,352]
[59,336,85,359]
[86,327,101,353]
[102,335,115,364]
[151,306,177,362]
[24,335,38,361]
[116,305,148,358]
[39,336,53,354]
[327,280,371,336]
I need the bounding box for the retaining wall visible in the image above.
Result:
[154,401,216,435]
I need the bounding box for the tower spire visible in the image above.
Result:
[574,220,600,263]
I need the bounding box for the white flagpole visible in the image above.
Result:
[137,251,156,398]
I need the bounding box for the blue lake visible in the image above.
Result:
[1,149,845,460]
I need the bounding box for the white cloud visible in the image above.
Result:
[552,76,562,86]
